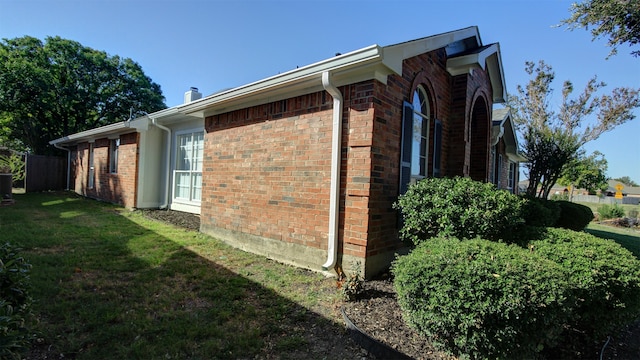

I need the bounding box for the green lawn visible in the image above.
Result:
[4,192,639,359]
[575,200,639,217]
[0,192,348,359]
[585,222,640,258]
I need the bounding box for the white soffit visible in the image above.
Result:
[446,43,507,103]
[382,26,481,74]
[49,119,144,146]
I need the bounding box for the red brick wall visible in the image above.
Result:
[360,50,454,259]
[448,69,492,178]
[200,47,497,275]
[202,93,335,252]
[70,132,139,208]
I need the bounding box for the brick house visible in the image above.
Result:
[50,26,522,278]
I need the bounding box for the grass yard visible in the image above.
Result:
[586,222,640,259]
[0,192,357,359]
[3,191,640,359]
[575,200,639,217]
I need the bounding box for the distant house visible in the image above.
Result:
[605,179,640,201]
[50,26,519,278]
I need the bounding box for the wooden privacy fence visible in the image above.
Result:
[25,155,67,192]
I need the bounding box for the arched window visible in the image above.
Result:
[400,86,434,195]
[411,87,430,180]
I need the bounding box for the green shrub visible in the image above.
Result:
[598,203,626,220]
[0,153,25,184]
[531,228,640,344]
[0,243,33,358]
[394,177,524,245]
[392,238,569,359]
[520,196,560,228]
[550,192,569,201]
[629,208,639,219]
[553,201,593,230]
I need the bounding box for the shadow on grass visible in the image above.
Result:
[585,226,640,259]
[0,192,357,359]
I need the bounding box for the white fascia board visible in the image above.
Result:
[446,43,507,103]
[50,121,128,146]
[486,44,507,103]
[446,43,498,75]
[49,116,154,146]
[179,45,387,118]
[179,26,485,119]
[382,26,480,74]
[502,116,526,161]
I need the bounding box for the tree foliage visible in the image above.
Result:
[561,0,640,58]
[558,150,608,196]
[509,60,640,198]
[0,36,166,154]
[614,176,639,186]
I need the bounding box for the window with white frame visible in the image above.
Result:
[88,142,95,188]
[411,87,430,182]
[173,131,204,203]
[508,161,516,192]
[400,86,434,195]
[109,138,119,174]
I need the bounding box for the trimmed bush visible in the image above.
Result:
[553,201,593,230]
[392,238,569,359]
[0,243,33,358]
[531,228,640,344]
[394,177,524,245]
[520,196,560,228]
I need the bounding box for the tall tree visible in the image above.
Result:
[558,151,609,199]
[510,60,640,198]
[614,176,639,186]
[561,0,640,57]
[0,36,166,154]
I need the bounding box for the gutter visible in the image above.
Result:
[52,143,71,190]
[150,116,172,209]
[321,71,343,272]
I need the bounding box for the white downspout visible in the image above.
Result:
[53,144,71,190]
[151,117,172,209]
[321,71,343,271]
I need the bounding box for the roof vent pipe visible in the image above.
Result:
[184,87,202,103]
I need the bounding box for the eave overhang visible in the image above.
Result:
[179,26,488,119]
[50,26,509,146]
[491,108,527,162]
[49,117,150,147]
[179,45,394,118]
[447,43,507,103]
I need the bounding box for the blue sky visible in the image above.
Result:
[1,0,639,183]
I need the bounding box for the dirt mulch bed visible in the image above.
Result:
[139,208,201,232]
[343,277,640,360]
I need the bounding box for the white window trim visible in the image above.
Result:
[109,137,120,174]
[88,142,95,189]
[170,128,204,212]
[411,87,430,183]
[508,161,516,192]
